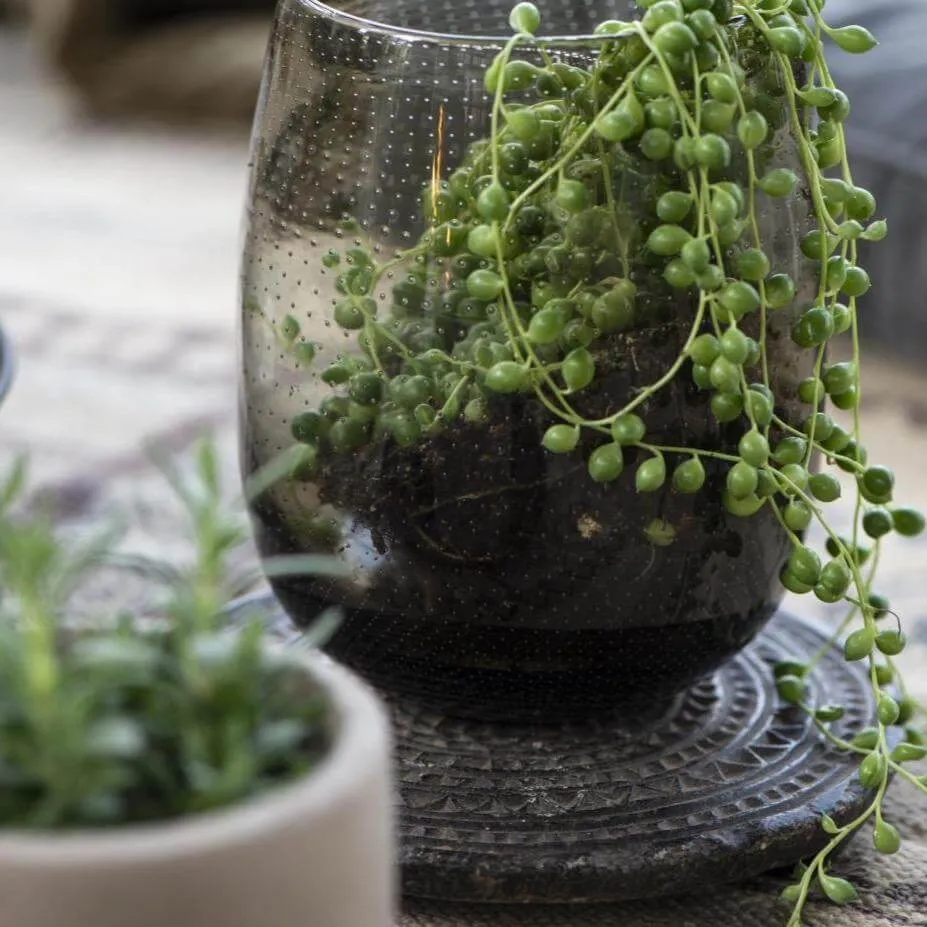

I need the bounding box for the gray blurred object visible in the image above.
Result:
[828,0,927,360]
[14,0,275,125]
[0,322,14,410]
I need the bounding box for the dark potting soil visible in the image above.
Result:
[245,317,810,721]
[248,417,788,720]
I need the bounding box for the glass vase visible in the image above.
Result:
[240,0,817,720]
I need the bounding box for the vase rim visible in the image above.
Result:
[294,0,638,46]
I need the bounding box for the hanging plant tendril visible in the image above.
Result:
[276,3,925,921]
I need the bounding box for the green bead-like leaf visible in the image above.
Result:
[878,694,900,726]
[875,629,906,656]
[774,660,809,680]
[781,569,812,595]
[843,627,874,662]
[788,547,821,585]
[851,728,879,750]
[646,224,692,256]
[611,414,646,445]
[819,874,859,905]
[768,26,805,58]
[485,361,528,394]
[657,191,695,223]
[542,425,580,454]
[596,93,645,142]
[862,220,888,242]
[562,347,595,392]
[777,674,805,705]
[673,457,706,493]
[874,820,902,855]
[588,443,624,483]
[508,1,541,33]
[778,883,802,904]
[891,742,927,763]
[830,24,878,54]
[892,508,925,537]
[636,456,667,493]
[644,517,677,546]
[859,751,887,788]
[815,704,845,723]
[737,111,768,149]
[783,501,812,532]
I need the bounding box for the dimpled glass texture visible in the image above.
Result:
[240,0,816,721]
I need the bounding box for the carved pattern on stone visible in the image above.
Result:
[387,615,875,902]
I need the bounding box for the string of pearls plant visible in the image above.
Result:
[267,0,927,920]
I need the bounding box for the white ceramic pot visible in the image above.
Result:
[0,653,395,927]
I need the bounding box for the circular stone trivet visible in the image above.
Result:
[231,597,876,904]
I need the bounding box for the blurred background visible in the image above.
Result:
[0,0,274,499]
[1,0,926,635]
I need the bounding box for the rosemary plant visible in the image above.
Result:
[0,442,337,830]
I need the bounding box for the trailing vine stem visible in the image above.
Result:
[268,2,926,922]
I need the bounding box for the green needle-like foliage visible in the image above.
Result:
[0,441,338,830]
